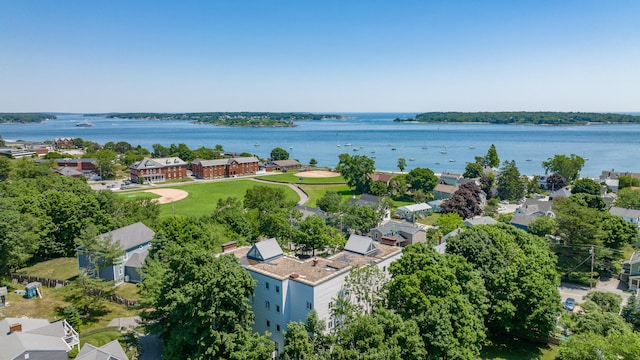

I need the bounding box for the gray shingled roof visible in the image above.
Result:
[248,238,283,261]
[125,250,149,268]
[0,319,73,360]
[76,340,129,360]
[98,222,155,251]
[375,221,423,235]
[510,213,538,227]
[130,157,186,170]
[345,234,378,255]
[464,216,498,226]
[610,207,640,219]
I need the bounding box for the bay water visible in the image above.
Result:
[2,113,639,177]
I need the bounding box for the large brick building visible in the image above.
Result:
[191,157,259,179]
[129,157,187,183]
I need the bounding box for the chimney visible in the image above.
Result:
[9,323,22,333]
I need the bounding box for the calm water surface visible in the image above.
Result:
[2,113,639,177]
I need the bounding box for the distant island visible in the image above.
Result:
[393,112,640,125]
[86,112,346,127]
[0,113,56,123]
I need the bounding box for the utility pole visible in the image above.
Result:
[590,246,595,290]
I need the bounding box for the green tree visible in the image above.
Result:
[622,294,640,330]
[559,331,640,360]
[0,199,38,275]
[344,265,388,314]
[584,291,622,313]
[316,191,344,214]
[440,182,483,219]
[75,225,124,278]
[244,185,295,213]
[546,173,567,191]
[542,154,585,182]
[151,143,169,157]
[463,162,484,178]
[369,181,388,197]
[331,309,427,360]
[342,203,380,234]
[309,158,317,167]
[527,215,556,236]
[484,144,500,168]
[618,175,640,190]
[573,178,601,196]
[435,212,463,234]
[386,244,488,359]
[615,188,640,209]
[142,248,274,360]
[296,215,344,256]
[271,147,290,160]
[388,174,408,199]
[61,305,82,329]
[0,157,11,181]
[397,157,406,172]
[447,224,562,340]
[0,134,4,147]
[497,160,525,200]
[283,321,314,360]
[335,153,375,194]
[406,167,437,193]
[92,149,117,179]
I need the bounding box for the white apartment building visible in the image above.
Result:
[223,235,403,356]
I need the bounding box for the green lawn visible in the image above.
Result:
[480,335,560,360]
[16,257,79,281]
[114,283,141,301]
[299,184,354,207]
[124,180,299,217]
[256,172,345,184]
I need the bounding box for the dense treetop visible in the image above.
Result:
[88,112,345,127]
[0,113,56,123]
[394,112,640,125]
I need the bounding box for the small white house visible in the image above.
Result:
[396,203,432,221]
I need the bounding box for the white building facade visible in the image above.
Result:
[224,237,403,356]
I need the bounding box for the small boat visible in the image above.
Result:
[75,121,94,127]
[409,158,415,161]
[344,143,352,146]
[289,146,293,149]
[526,158,532,161]
[440,150,447,154]
[391,147,397,151]
[449,159,456,162]
[469,146,476,149]
[352,148,359,151]
[435,162,440,165]
[371,156,376,159]
[422,146,428,149]
[336,144,340,147]
[370,150,375,153]
[254,143,260,147]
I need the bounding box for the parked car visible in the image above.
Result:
[564,297,575,311]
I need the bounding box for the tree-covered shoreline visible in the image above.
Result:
[85,112,346,127]
[394,111,640,125]
[0,113,57,123]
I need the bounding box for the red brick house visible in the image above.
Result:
[130,157,187,183]
[54,138,75,149]
[56,158,97,174]
[191,157,259,179]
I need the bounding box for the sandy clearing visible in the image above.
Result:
[295,170,340,178]
[144,188,189,204]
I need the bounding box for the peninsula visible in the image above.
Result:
[86,112,346,127]
[0,113,56,123]
[393,111,640,125]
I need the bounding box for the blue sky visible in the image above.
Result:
[1,1,638,112]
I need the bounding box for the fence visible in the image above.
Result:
[11,273,71,288]
[10,273,139,306]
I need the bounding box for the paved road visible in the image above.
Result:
[250,178,309,205]
[558,277,632,306]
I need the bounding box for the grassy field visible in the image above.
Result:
[122,180,299,217]
[16,257,79,281]
[480,335,560,360]
[299,184,354,207]
[114,283,141,301]
[120,191,160,201]
[257,172,346,184]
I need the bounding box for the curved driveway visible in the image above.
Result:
[251,178,309,205]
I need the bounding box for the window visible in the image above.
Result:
[265,282,270,290]
[118,267,123,275]
[265,301,270,310]
[266,320,270,328]
[276,285,280,293]
[306,301,312,310]
[328,320,333,329]
[276,305,280,313]
[276,325,281,332]
[328,302,333,310]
